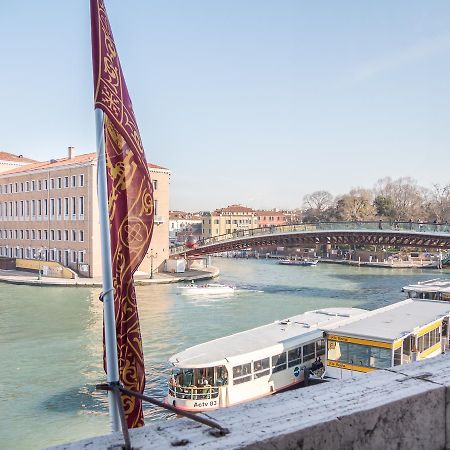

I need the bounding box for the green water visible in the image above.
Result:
[1,258,448,449]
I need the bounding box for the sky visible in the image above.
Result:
[1,1,450,211]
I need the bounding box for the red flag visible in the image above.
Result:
[90,0,154,428]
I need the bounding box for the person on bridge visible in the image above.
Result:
[378,219,383,230]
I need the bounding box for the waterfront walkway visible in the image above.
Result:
[0,266,219,287]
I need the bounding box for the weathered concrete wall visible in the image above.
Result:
[49,353,450,450]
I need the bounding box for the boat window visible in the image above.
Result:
[288,347,302,367]
[418,326,441,353]
[316,339,326,357]
[303,342,316,362]
[272,352,287,373]
[328,341,392,369]
[214,366,229,386]
[253,357,270,378]
[394,347,402,366]
[233,363,252,385]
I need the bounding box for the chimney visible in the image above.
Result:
[68,146,75,159]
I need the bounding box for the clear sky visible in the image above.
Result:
[1,1,450,211]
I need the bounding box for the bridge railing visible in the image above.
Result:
[170,221,450,255]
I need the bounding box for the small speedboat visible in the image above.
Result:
[178,283,235,296]
[278,259,318,267]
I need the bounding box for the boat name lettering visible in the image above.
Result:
[328,335,349,342]
[193,400,217,408]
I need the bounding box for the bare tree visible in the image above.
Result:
[336,188,376,221]
[373,177,425,220]
[302,191,334,222]
[425,184,450,222]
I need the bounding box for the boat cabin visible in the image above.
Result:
[323,299,450,379]
[166,307,367,411]
[402,278,450,301]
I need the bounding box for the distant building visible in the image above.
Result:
[0,148,169,277]
[202,205,258,238]
[255,209,290,228]
[169,211,202,245]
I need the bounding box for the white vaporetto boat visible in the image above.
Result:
[402,278,450,301]
[165,307,367,411]
[178,283,235,296]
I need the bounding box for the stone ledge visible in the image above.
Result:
[48,353,450,450]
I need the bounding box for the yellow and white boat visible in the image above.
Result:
[323,298,450,379]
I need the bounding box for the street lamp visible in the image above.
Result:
[148,249,158,279]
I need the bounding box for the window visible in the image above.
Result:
[418,327,441,353]
[232,363,252,385]
[32,230,36,240]
[153,180,158,190]
[43,199,48,216]
[72,230,76,241]
[72,175,76,187]
[327,341,392,369]
[154,199,158,216]
[288,347,302,367]
[58,177,62,189]
[57,230,62,241]
[64,198,69,216]
[58,198,62,216]
[31,180,35,191]
[50,199,55,217]
[50,230,55,240]
[316,339,326,357]
[31,200,35,217]
[303,342,316,361]
[64,230,69,241]
[44,230,48,240]
[50,178,55,189]
[78,251,84,263]
[37,200,42,216]
[64,176,69,188]
[38,230,42,240]
[271,352,287,374]
[79,174,84,187]
[79,197,84,216]
[253,357,270,379]
[79,230,84,242]
[44,179,48,190]
[72,251,77,263]
[38,180,42,191]
[71,197,76,215]
[20,182,23,192]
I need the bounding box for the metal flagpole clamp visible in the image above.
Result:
[99,287,115,303]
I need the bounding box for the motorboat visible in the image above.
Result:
[178,283,235,296]
[278,259,318,267]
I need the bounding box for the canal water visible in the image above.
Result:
[1,258,449,449]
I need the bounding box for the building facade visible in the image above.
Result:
[169,211,202,245]
[202,205,258,238]
[0,149,169,277]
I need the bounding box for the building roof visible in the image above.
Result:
[0,152,38,164]
[214,204,255,214]
[169,307,367,368]
[324,299,450,342]
[0,151,167,176]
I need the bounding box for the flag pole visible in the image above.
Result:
[95,107,121,433]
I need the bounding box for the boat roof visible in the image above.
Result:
[169,307,367,368]
[324,299,450,343]
[402,278,450,293]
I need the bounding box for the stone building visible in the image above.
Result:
[202,205,258,238]
[0,149,169,277]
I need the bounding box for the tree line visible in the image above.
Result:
[302,177,450,223]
